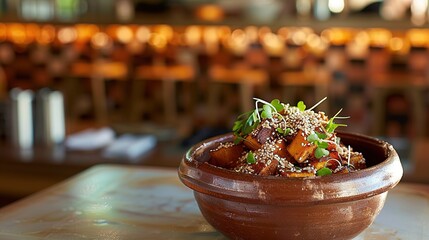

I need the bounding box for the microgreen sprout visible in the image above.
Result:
[232,109,261,140]
[307,96,327,111]
[315,148,330,159]
[326,108,349,133]
[231,97,288,142]
[316,167,332,176]
[270,99,284,112]
[307,131,330,159]
[252,98,284,121]
[277,127,291,136]
[247,151,256,164]
[297,101,306,111]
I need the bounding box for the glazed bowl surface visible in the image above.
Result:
[178,132,403,240]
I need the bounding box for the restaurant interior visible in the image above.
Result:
[0,0,429,208]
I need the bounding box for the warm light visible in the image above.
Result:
[25,24,40,43]
[37,25,56,45]
[126,40,144,54]
[305,33,329,56]
[277,27,289,41]
[286,27,314,46]
[321,28,352,45]
[354,31,370,45]
[390,37,404,52]
[231,29,247,43]
[169,30,182,46]
[367,28,392,47]
[257,26,272,42]
[0,24,6,41]
[195,4,224,22]
[148,33,167,51]
[289,29,307,46]
[346,31,370,59]
[203,27,219,54]
[407,29,429,47]
[262,32,284,56]
[136,26,150,43]
[105,25,118,38]
[58,27,77,44]
[245,26,258,43]
[184,26,201,46]
[91,32,111,49]
[8,23,27,44]
[203,27,219,44]
[216,26,231,42]
[152,25,173,42]
[226,29,249,55]
[306,33,322,49]
[346,41,369,59]
[76,24,99,42]
[116,26,133,43]
[328,0,345,13]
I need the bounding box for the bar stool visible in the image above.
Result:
[370,72,427,138]
[208,65,269,125]
[278,66,330,112]
[91,60,129,123]
[131,63,195,125]
[68,60,129,124]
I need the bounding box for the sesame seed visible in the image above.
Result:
[207,101,366,177]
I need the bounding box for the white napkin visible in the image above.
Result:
[103,134,157,160]
[65,127,115,151]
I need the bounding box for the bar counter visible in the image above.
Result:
[0,137,185,199]
[0,164,428,239]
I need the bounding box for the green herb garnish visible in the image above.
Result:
[277,127,291,136]
[307,131,329,159]
[233,136,245,144]
[232,98,288,140]
[326,109,349,133]
[315,147,329,159]
[232,109,260,141]
[246,151,256,164]
[316,167,332,176]
[297,101,306,111]
[261,104,273,119]
[270,99,284,112]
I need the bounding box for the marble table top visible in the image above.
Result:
[0,164,428,239]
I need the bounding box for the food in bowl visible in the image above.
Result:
[209,98,366,177]
[178,98,403,240]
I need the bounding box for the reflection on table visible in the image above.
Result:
[0,164,428,239]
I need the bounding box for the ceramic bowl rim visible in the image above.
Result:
[178,132,403,205]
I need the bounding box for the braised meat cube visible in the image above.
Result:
[244,127,273,151]
[209,143,245,169]
[259,159,279,176]
[252,159,279,176]
[286,130,317,163]
[273,139,288,158]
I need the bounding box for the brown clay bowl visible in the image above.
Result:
[178,132,403,240]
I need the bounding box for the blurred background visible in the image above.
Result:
[1,0,429,205]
